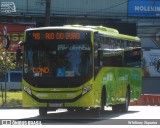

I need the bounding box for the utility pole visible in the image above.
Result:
[2,25,8,104]
[45,0,51,26]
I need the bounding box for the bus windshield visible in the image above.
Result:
[23,42,92,87]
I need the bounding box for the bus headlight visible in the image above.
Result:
[24,86,32,96]
[82,85,92,95]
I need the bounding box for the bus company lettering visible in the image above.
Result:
[32,67,49,73]
[58,44,91,51]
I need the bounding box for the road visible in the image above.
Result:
[0,106,160,125]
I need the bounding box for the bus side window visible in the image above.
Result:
[124,48,141,67]
[124,40,127,48]
[102,51,123,67]
[94,49,103,67]
[94,41,99,67]
[94,34,103,67]
[98,49,103,67]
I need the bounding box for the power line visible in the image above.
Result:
[87,1,128,14]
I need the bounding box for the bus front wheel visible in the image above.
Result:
[92,88,106,117]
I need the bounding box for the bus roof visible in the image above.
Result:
[26,25,140,42]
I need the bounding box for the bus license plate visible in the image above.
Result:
[49,103,63,107]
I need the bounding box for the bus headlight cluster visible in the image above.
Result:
[82,85,92,95]
[24,86,32,96]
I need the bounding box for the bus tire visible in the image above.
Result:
[39,108,47,116]
[121,88,130,112]
[92,87,106,117]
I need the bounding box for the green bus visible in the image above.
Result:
[21,25,142,116]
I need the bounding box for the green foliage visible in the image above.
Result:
[0,43,16,73]
[0,91,22,107]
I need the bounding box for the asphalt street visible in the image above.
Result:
[0,106,160,125]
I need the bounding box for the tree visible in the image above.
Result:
[0,43,16,78]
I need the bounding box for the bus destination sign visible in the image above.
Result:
[28,31,89,41]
